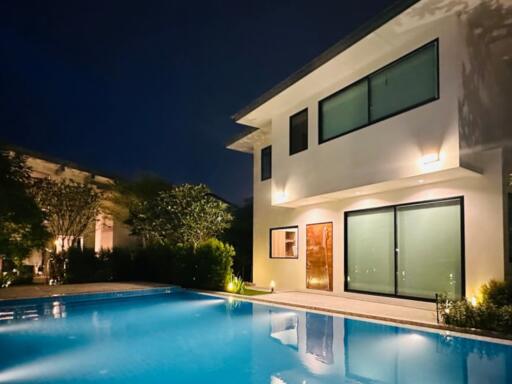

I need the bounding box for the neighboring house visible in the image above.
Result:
[4,145,137,277]
[228,0,512,304]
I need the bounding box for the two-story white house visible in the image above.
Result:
[228,0,512,305]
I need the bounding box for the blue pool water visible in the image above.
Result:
[0,290,511,383]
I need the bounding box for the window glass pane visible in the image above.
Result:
[396,199,462,299]
[320,80,368,142]
[346,209,395,294]
[261,146,271,180]
[370,42,438,121]
[290,109,308,155]
[271,227,298,258]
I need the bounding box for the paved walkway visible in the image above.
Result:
[0,282,166,300]
[238,291,438,326]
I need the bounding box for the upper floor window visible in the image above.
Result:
[319,40,439,143]
[289,108,308,155]
[261,145,272,181]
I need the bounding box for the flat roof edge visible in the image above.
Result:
[231,0,421,122]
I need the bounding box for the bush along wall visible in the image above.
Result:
[437,280,512,335]
[59,239,235,290]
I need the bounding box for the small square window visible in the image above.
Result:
[270,226,298,258]
[290,109,308,155]
[261,145,272,181]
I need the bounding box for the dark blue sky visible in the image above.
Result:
[0,0,395,204]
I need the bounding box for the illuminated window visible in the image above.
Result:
[270,226,298,258]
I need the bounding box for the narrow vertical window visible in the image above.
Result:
[289,109,308,155]
[261,145,271,181]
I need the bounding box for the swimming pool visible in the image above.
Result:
[0,289,510,383]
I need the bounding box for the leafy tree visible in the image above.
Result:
[31,178,102,249]
[131,183,232,248]
[0,151,49,268]
[109,175,172,246]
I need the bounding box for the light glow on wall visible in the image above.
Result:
[419,151,445,173]
[274,191,288,204]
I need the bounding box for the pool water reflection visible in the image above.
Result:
[0,291,511,383]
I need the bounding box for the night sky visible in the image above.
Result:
[0,0,395,204]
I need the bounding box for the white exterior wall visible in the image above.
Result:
[270,15,463,205]
[248,2,512,305]
[254,148,504,302]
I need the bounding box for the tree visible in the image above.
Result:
[0,151,49,268]
[109,175,172,246]
[31,178,102,250]
[131,183,233,248]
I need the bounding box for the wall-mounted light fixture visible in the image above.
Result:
[270,280,276,293]
[422,152,440,165]
[274,191,288,204]
[420,152,443,173]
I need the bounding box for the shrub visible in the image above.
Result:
[438,280,512,334]
[99,248,135,281]
[1,264,33,287]
[480,280,512,307]
[133,246,176,283]
[65,247,101,283]
[194,239,234,290]
[226,274,245,294]
[175,239,234,290]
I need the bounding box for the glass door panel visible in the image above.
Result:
[396,199,462,299]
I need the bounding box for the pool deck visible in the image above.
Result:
[207,290,511,342]
[0,282,167,300]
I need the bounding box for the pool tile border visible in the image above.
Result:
[194,290,512,345]
[0,286,180,308]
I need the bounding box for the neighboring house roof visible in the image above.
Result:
[1,143,119,184]
[231,0,420,123]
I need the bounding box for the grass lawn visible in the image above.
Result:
[241,288,270,296]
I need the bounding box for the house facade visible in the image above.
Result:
[4,146,137,278]
[228,0,512,305]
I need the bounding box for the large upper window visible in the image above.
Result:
[261,145,272,181]
[289,109,308,155]
[319,40,438,143]
[369,41,438,121]
[319,80,368,143]
[345,197,463,301]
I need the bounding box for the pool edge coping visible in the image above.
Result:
[192,289,512,345]
[0,285,179,306]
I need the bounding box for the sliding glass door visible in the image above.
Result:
[346,208,394,294]
[345,198,463,300]
[396,200,462,299]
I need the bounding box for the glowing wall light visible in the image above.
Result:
[274,191,288,204]
[270,280,276,293]
[420,151,444,173]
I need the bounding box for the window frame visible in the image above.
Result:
[269,225,299,259]
[318,39,439,145]
[261,145,272,181]
[289,108,309,156]
[344,196,465,302]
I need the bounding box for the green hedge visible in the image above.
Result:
[62,239,234,290]
[175,239,234,290]
[438,280,512,334]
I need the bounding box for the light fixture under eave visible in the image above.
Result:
[274,191,288,204]
[420,152,443,173]
[422,152,440,164]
